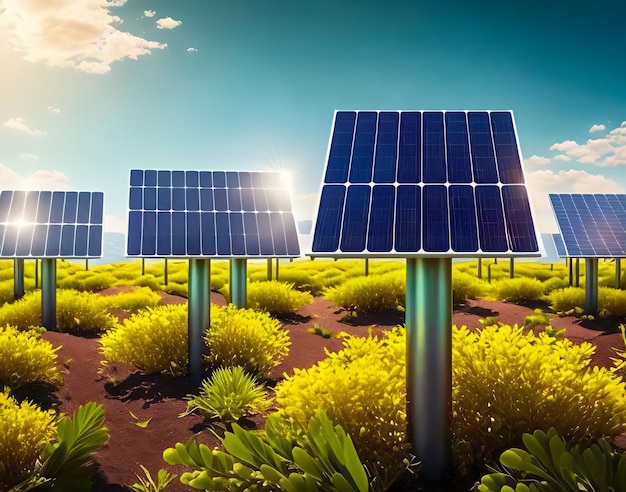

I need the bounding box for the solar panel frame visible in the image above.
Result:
[126,170,301,259]
[549,193,626,258]
[310,110,542,258]
[0,190,104,259]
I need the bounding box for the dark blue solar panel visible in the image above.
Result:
[550,193,626,257]
[553,234,566,257]
[312,110,539,257]
[0,190,104,258]
[127,170,300,257]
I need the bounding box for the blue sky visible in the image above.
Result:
[1,0,625,242]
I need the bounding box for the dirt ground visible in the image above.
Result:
[36,290,625,491]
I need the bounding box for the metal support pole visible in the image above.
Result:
[230,258,247,308]
[365,258,369,277]
[35,259,39,289]
[188,259,210,382]
[41,259,57,331]
[487,263,492,283]
[568,258,573,286]
[616,258,622,289]
[85,259,89,271]
[477,258,482,280]
[509,257,514,279]
[276,258,280,281]
[14,258,25,299]
[164,259,169,286]
[406,257,452,483]
[584,258,599,315]
[267,258,272,281]
[575,258,580,287]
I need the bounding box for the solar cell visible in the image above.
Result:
[0,190,104,258]
[553,234,567,257]
[549,193,626,257]
[126,170,300,258]
[311,110,540,257]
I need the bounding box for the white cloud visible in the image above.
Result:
[156,17,182,29]
[0,165,69,190]
[0,0,166,74]
[144,10,156,18]
[526,169,624,232]
[18,153,39,160]
[554,154,571,162]
[3,117,46,136]
[104,214,126,233]
[187,47,198,52]
[48,106,61,114]
[549,121,626,166]
[524,155,551,167]
[589,124,606,133]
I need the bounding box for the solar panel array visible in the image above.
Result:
[552,233,566,258]
[549,193,626,257]
[0,190,104,258]
[311,110,540,257]
[126,170,300,257]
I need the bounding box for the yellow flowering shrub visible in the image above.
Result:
[323,272,405,313]
[275,328,409,491]
[100,304,188,375]
[0,389,56,490]
[491,277,545,303]
[245,280,313,314]
[0,291,42,330]
[56,289,118,334]
[99,286,161,313]
[0,325,60,389]
[453,323,626,472]
[205,304,290,378]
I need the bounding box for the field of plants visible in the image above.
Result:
[1,257,626,491]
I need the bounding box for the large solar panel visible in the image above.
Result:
[552,233,567,258]
[311,110,540,257]
[549,193,626,257]
[0,190,104,258]
[126,170,300,258]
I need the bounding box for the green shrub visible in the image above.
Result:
[210,274,227,292]
[0,389,57,490]
[181,366,272,422]
[56,289,118,334]
[270,269,325,295]
[246,281,313,314]
[205,304,290,378]
[163,282,188,298]
[453,271,489,304]
[0,325,60,389]
[491,277,545,303]
[275,328,410,490]
[133,274,163,291]
[164,410,369,492]
[549,287,585,313]
[542,276,568,294]
[598,286,626,317]
[0,291,42,330]
[100,304,188,376]
[324,272,405,313]
[523,309,551,328]
[474,428,626,492]
[100,287,162,313]
[0,279,15,305]
[453,323,626,472]
[132,466,177,492]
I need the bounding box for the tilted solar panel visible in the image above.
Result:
[552,233,567,258]
[549,193,626,257]
[311,110,540,257]
[0,190,104,258]
[126,170,300,258]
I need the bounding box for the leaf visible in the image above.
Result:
[130,411,152,428]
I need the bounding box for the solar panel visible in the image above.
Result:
[549,193,626,257]
[0,190,104,258]
[311,110,540,257]
[126,170,300,258]
[552,233,567,258]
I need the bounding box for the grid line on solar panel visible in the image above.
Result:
[127,170,300,258]
[311,110,540,257]
[0,190,104,258]
[549,193,626,257]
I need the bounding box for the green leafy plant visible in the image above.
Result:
[56,289,118,334]
[132,466,177,492]
[324,272,405,313]
[244,280,314,314]
[0,325,61,389]
[163,410,369,492]
[453,271,489,305]
[453,324,626,472]
[100,286,162,313]
[597,286,626,317]
[0,291,42,331]
[100,304,188,375]
[523,309,551,328]
[474,427,626,492]
[180,366,272,422]
[205,304,290,378]
[491,277,545,303]
[275,328,410,490]
[307,323,336,339]
[549,287,586,313]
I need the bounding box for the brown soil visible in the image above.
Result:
[33,290,625,491]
